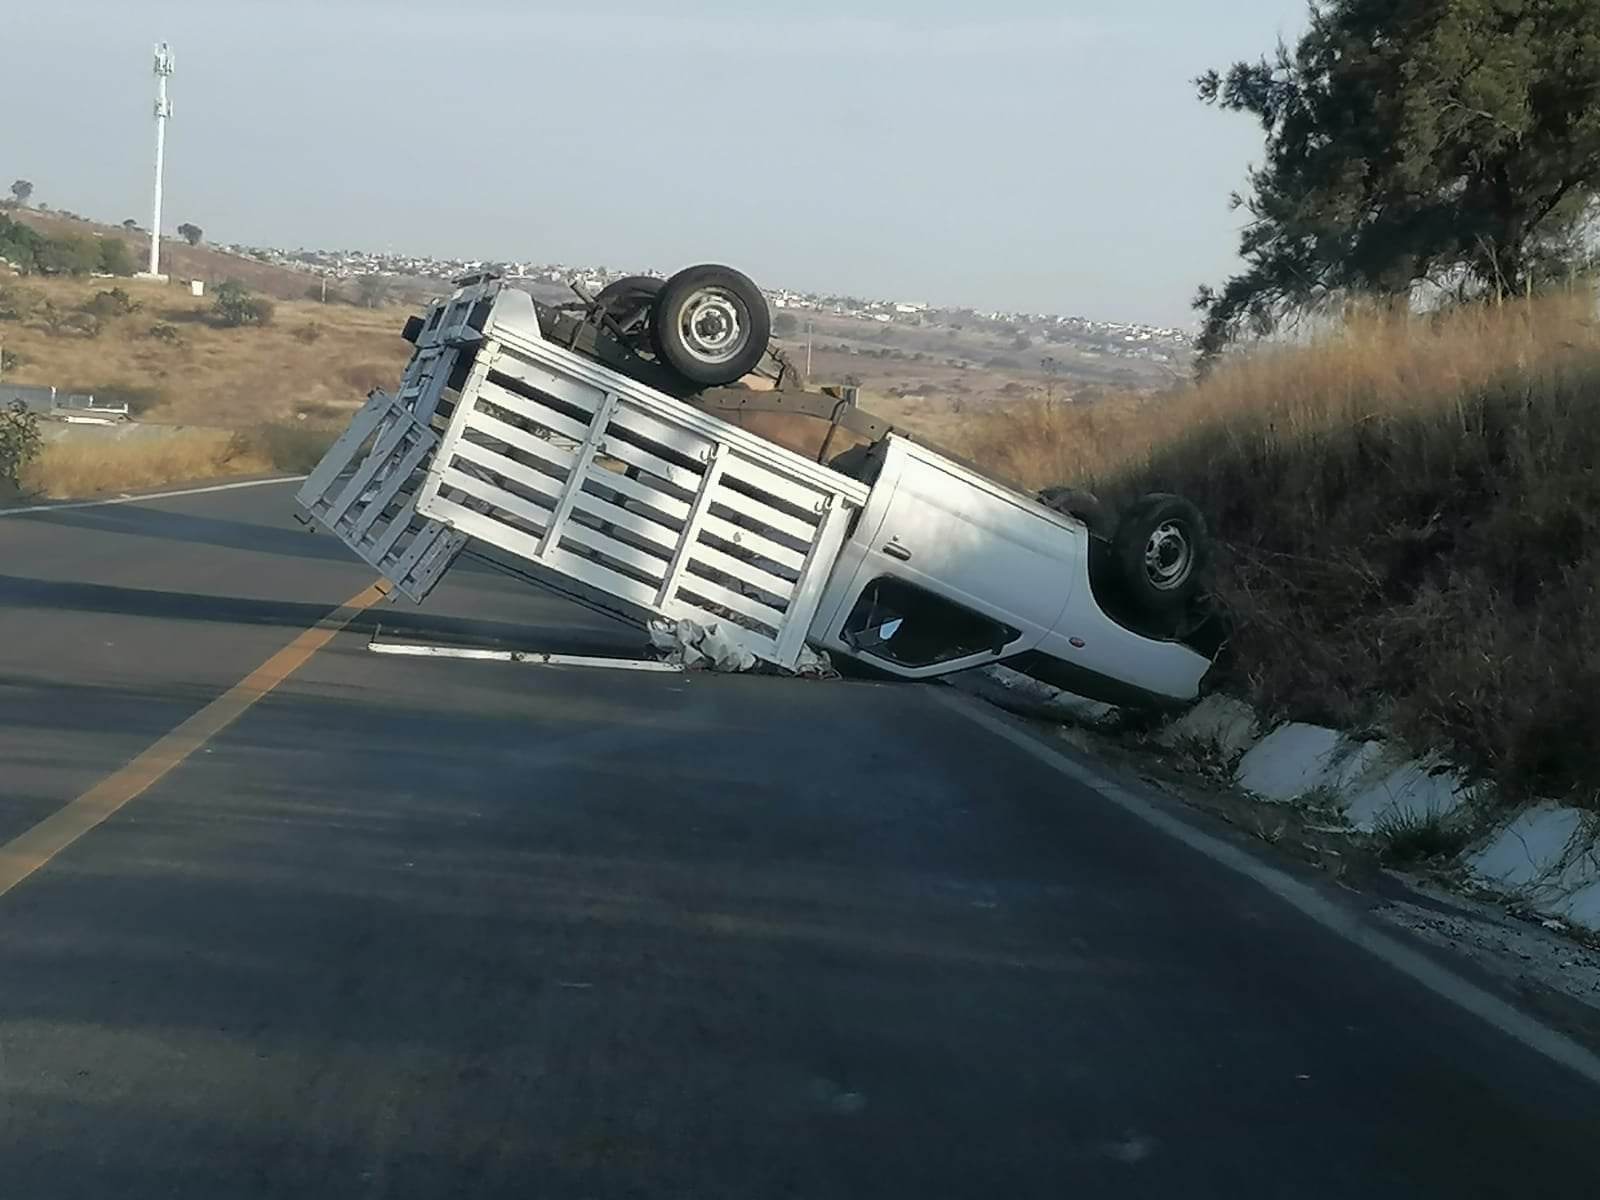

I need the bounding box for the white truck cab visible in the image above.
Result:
[810,436,1212,706]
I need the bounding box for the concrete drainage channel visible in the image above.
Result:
[960,664,1600,1027]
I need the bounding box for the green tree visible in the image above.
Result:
[213,279,275,327]
[355,274,391,309]
[33,235,102,275]
[0,400,42,489]
[1195,0,1600,359]
[9,180,33,206]
[177,222,203,246]
[772,311,800,337]
[83,287,141,318]
[98,237,135,276]
[0,215,44,272]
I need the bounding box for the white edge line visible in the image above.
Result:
[0,475,307,518]
[927,685,1600,1090]
[368,642,683,672]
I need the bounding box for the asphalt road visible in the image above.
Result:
[2,479,1598,1198]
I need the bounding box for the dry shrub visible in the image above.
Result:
[22,430,272,498]
[950,392,1164,489]
[340,360,399,393]
[953,292,1600,809]
[238,423,338,473]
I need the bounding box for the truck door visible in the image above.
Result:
[813,437,1083,678]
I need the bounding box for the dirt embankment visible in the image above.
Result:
[947,294,1600,817]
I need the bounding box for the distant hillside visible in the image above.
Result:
[6,209,438,304]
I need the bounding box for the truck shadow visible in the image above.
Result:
[0,573,642,656]
[15,503,365,565]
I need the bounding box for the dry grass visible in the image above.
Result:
[21,430,272,498]
[948,293,1600,810]
[0,275,411,428]
[20,423,340,500]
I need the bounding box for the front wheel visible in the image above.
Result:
[650,264,772,387]
[1111,493,1210,617]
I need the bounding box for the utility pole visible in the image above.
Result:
[142,43,175,280]
[805,319,814,380]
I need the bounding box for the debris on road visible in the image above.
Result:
[649,617,836,678]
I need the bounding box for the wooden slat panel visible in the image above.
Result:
[774,494,853,663]
[325,417,413,528]
[410,346,458,426]
[489,325,871,506]
[489,355,607,414]
[450,437,565,506]
[462,409,578,474]
[544,544,666,613]
[708,486,818,545]
[580,463,693,523]
[407,528,468,596]
[718,453,832,520]
[686,541,797,600]
[537,390,619,558]
[388,513,455,588]
[476,378,593,444]
[437,465,554,534]
[569,491,682,557]
[653,444,727,609]
[674,573,786,630]
[607,401,717,466]
[698,513,808,573]
[426,494,547,570]
[367,501,419,562]
[558,520,670,584]
[348,433,435,542]
[597,436,703,496]
[296,389,391,507]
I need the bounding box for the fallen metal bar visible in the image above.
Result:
[367,639,682,672]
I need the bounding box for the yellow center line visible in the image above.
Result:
[0,580,388,902]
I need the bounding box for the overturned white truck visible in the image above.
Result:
[296,267,1220,707]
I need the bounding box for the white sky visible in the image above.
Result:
[6,0,1310,325]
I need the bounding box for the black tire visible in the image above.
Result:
[651,264,772,387]
[1038,486,1117,540]
[595,275,663,334]
[1111,493,1210,617]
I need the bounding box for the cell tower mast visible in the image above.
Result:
[145,43,175,279]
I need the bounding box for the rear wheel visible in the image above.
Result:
[651,264,771,387]
[594,275,663,337]
[1111,493,1210,617]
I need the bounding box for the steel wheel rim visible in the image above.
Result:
[1144,520,1193,590]
[678,287,747,365]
